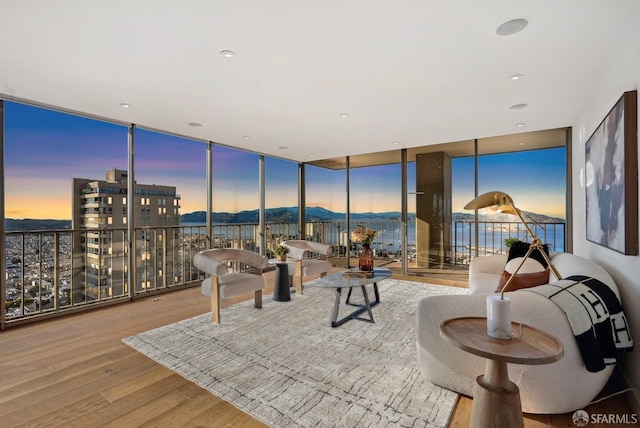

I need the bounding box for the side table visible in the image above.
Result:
[440,317,563,428]
[269,259,293,302]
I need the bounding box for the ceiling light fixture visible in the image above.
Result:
[516,123,526,127]
[496,18,529,36]
[220,50,236,58]
[188,122,202,127]
[278,146,288,150]
[510,74,524,80]
[120,103,130,108]
[340,113,349,118]
[510,103,528,110]
[242,136,250,140]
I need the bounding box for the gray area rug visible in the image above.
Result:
[123,278,467,427]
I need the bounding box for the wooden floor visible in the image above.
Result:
[0,267,632,427]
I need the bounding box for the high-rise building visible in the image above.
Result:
[71,169,181,302]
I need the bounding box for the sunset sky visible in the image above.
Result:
[3,101,566,220]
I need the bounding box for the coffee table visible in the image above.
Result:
[315,267,391,327]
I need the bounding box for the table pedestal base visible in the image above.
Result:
[470,359,524,428]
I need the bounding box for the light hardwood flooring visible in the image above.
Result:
[0,266,632,427]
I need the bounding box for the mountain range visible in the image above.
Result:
[5,206,564,231]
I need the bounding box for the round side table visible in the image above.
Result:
[269,259,292,302]
[440,317,563,428]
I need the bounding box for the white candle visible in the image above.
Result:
[486,295,512,340]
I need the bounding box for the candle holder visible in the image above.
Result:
[486,295,512,339]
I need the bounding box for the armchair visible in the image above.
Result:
[282,240,332,294]
[193,248,269,323]
[416,252,620,414]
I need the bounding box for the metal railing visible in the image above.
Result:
[3,219,565,326]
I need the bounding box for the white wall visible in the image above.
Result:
[572,7,640,406]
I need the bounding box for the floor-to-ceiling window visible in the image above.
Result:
[134,129,207,292]
[349,163,402,262]
[305,163,346,251]
[477,146,567,254]
[4,101,128,313]
[265,156,298,254]
[212,145,260,251]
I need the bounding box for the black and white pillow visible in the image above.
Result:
[496,240,550,293]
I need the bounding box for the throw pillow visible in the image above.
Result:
[495,240,550,293]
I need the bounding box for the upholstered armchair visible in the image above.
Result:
[193,248,269,323]
[282,240,332,294]
[416,252,621,414]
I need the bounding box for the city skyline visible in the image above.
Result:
[4,101,566,220]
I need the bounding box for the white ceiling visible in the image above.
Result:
[1,1,637,163]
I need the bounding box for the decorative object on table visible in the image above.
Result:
[485,294,512,339]
[342,270,374,279]
[351,225,376,271]
[585,90,638,255]
[464,191,562,339]
[273,243,290,261]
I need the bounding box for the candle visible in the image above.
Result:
[486,295,512,340]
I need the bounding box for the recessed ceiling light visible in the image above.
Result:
[278,146,288,150]
[510,103,528,110]
[120,103,131,108]
[516,123,526,127]
[510,74,524,80]
[496,18,529,36]
[242,136,250,140]
[309,154,314,158]
[188,122,202,127]
[393,141,399,145]
[220,50,236,58]
[340,113,349,118]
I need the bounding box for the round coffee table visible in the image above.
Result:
[315,267,391,327]
[440,317,563,428]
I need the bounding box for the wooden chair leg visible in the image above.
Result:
[211,277,221,323]
[294,276,303,295]
[254,289,262,308]
[295,260,303,295]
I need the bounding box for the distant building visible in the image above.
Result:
[71,169,181,302]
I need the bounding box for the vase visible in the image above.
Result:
[358,244,374,271]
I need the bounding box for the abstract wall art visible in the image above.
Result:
[585,90,638,255]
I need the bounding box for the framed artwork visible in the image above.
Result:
[585,90,638,255]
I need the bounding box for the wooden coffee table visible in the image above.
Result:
[440,317,563,428]
[315,267,391,327]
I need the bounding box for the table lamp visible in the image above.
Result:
[465,191,562,339]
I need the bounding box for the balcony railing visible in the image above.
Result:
[3,219,564,327]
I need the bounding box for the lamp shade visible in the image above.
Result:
[464,191,514,211]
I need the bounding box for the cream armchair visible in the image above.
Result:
[282,240,332,294]
[194,248,269,323]
[416,252,620,414]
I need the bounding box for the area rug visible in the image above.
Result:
[123,278,468,427]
